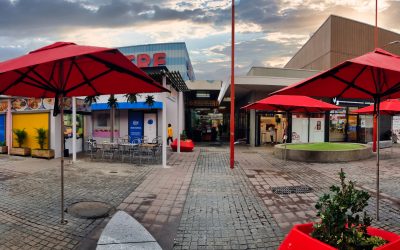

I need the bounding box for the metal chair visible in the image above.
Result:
[86,139,100,160]
[101,143,116,160]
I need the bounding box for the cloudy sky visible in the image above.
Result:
[0,0,399,81]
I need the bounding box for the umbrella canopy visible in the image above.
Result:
[0,41,168,97]
[274,49,400,100]
[273,48,400,221]
[242,95,341,112]
[0,42,169,223]
[352,99,400,116]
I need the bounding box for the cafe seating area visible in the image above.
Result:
[86,136,162,165]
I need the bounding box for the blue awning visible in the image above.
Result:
[91,101,162,110]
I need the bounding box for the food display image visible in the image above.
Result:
[43,98,54,109]
[12,99,27,111]
[0,101,7,112]
[27,98,42,110]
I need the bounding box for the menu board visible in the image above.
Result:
[10,97,91,112]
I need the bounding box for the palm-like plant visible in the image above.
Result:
[84,95,99,106]
[13,128,27,148]
[35,128,47,150]
[145,95,155,107]
[124,93,140,103]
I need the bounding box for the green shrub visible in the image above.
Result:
[35,128,47,150]
[13,128,27,148]
[312,169,386,249]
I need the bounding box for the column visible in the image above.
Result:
[162,75,167,168]
[72,97,77,162]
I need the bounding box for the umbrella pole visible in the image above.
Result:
[284,112,288,163]
[376,98,381,221]
[60,96,67,224]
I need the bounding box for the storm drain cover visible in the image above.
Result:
[67,201,113,219]
[272,185,312,195]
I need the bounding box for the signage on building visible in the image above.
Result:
[126,52,166,68]
[188,100,219,107]
[0,114,5,142]
[128,111,143,142]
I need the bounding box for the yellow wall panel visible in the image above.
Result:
[12,113,49,149]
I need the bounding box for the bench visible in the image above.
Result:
[96,211,161,249]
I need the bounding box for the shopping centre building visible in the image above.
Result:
[220,15,400,146]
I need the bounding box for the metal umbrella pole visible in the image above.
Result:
[60,96,67,224]
[375,97,381,221]
[284,112,289,162]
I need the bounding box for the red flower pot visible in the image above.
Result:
[279,223,400,250]
[170,139,194,152]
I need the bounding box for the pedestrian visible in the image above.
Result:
[269,125,275,143]
[167,123,173,145]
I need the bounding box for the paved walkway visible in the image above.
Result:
[0,145,399,249]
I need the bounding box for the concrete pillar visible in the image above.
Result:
[6,98,12,154]
[177,91,181,153]
[249,109,256,147]
[162,75,167,168]
[72,97,77,162]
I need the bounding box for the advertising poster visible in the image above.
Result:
[144,113,157,143]
[128,111,143,143]
[292,117,309,143]
[0,114,5,143]
[309,118,325,142]
[392,116,400,141]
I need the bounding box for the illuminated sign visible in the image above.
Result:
[126,52,166,68]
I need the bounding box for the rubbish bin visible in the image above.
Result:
[64,149,69,157]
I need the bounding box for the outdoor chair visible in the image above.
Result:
[120,144,132,163]
[86,139,100,160]
[151,144,162,164]
[101,143,116,161]
[139,145,153,164]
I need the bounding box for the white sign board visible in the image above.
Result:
[144,113,157,143]
[292,117,309,143]
[309,118,325,142]
[392,116,400,140]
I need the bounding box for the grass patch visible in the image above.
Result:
[285,143,364,151]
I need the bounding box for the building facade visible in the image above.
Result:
[91,42,194,143]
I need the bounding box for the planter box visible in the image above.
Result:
[10,147,31,156]
[0,146,8,154]
[279,223,400,250]
[31,149,55,159]
[170,139,194,152]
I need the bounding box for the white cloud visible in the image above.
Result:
[264,32,309,47]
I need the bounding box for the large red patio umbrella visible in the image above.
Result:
[273,48,400,220]
[242,95,341,161]
[0,42,168,223]
[353,99,400,116]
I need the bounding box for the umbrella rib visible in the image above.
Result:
[84,54,159,86]
[331,74,374,97]
[382,81,400,97]
[336,66,368,98]
[0,67,36,94]
[63,59,75,90]
[48,62,57,85]
[371,67,380,95]
[21,80,55,92]
[65,68,112,94]
[72,61,101,94]
[28,68,59,92]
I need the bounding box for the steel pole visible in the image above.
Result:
[72,97,77,162]
[162,74,167,168]
[60,96,66,224]
[177,91,181,154]
[230,0,235,169]
[376,98,380,221]
[6,98,12,154]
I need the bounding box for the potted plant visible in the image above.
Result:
[10,128,31,156]
[279,169,400,250]
[0,141,7,154]
[31,128,54,159]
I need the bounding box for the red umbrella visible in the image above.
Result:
[242,95,341,161]
[273,48,400,220]
[0,42,168,223]
[242,95,341,113]
[353,99,400,116]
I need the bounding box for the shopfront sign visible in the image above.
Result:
[126,52,166,68]
[188,100,219,107]
[128,111,143,142]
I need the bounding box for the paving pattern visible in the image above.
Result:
[173,148,284,250]
[0,156,152,250]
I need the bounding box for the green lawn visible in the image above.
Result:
[285,142,364,151]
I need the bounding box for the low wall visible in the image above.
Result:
[274,143,373,163]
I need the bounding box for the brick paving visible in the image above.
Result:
[0,155,152,250]
[118,150,199,250]
[237,146,400,234]
[173,148,284,250]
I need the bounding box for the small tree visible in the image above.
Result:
[13,128,27,148]
[312,169,386,249]
[145,95,155,107]
[35,128,47,150]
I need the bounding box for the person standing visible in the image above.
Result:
[167,123,173,145]
[269,125,275,144]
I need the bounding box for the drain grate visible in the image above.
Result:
[272,185,312,195]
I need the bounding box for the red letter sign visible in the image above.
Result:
[153,52,166,66]
[137,54,151,68]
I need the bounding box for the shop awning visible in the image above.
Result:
[91,101,162,110]
[141,66,190,92]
